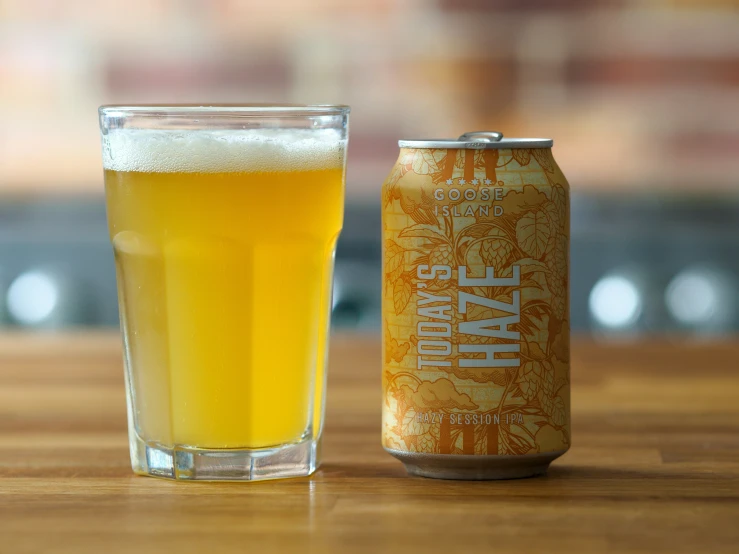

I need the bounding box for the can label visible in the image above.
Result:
[382,147,570,456]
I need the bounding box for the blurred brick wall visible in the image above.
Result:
[0,0,737,197]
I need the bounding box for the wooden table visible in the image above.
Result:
[1,333,738,553]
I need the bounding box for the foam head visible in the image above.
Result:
[102,128,346,173]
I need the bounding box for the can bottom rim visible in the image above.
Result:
[384,448,568,481]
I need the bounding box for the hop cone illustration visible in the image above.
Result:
[519,361,541,401]
[551,292,566,321]
[429,243,454,267]
[546,234,567,319]
[480,227,513,269]
[539,390,555,415]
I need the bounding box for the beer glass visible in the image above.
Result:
[99,105,349,480]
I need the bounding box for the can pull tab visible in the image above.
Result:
[458,131,503,142]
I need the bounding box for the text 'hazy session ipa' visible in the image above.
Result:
[382,131,570,479]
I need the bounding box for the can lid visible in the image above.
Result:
[398,131,552,149]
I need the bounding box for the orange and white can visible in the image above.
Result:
[382,132,570,479]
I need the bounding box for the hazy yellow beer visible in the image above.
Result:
[100,106,349,480]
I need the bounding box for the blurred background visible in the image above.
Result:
[0,0,737,337]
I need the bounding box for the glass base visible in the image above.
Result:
[129,432,319,481]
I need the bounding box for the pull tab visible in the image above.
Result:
[458,131,503,142]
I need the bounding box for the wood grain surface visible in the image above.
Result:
[1,333,738,554]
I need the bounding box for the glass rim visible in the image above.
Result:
[99,104,350,118]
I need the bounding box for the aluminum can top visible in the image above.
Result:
[398,131,552,150]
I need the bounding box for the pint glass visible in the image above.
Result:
[99,105,350,480]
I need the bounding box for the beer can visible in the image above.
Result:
[381,131,570,480]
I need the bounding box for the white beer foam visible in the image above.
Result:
[102,128,346,173]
